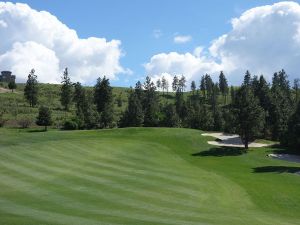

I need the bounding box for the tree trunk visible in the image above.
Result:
[244,135,249,149]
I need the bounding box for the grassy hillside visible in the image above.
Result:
[0,83,131,126]
[0,82,233,128]
[0,128,299,225]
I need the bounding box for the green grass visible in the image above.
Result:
[0,128,300,225]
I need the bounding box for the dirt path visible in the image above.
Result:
[202,132,271,148]
[0,87,11,93]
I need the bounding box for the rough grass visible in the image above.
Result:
[0,127,299,225]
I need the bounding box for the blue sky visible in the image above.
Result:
[2,0,300,86]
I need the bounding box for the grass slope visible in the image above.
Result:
[0,128,299,225]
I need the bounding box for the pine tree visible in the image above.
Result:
[293,78,299,103]
[172,75,179,92]
[233,85,265,149]
[200,75,206,98]
[270,71,293,140]
[282,100,300,151]
[121,89,144,127]
[219,71,228,103]
[60,68,73,111]
[204,74,213,100]
[243,70,251,86]
[230,86,235,103]
[94,76,114,128]
[36,106,52,131]
[24,69,38,107]
[161,76,167,95]
[162,104,180,127]
[156,79,161,91]
[135,81,143,100]
[191,81,196,95]
[179,75,186,92]
[143,76,159,126]
[254,75,272,138]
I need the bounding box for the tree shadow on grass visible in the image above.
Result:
[27,129,47,133]
[192,147,247,157]
[253,166,300,174]
[266,144,300,155]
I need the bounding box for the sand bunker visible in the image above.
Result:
[202,132,271,148]
[268,154,300,164]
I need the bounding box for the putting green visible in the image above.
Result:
[0,128,299,225]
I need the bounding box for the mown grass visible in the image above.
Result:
[0,127,299,225]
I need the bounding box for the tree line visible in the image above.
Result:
[22,67,300,150]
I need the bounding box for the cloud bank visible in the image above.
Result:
[0,2,127,83]
[146,1,300,84]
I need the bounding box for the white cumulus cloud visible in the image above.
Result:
[173,35,192,44]
[0,2,128,83]
[146,1,300,85]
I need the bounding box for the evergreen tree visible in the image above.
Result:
[254,75,272,137]
[233,85,265,149]
[251,75,260,94]
[60,68,73,111]
[188,103,214,130]
[293,78,299,103]
[94,76,114,128]
[282,100,300,151]
[243,70,251,86]
[8,80,16,92]
[219,71,228,103]
[270,71,293,140]
[211,83,223,130]
[121,89,144,127]
[191,81,196,95]
[143,76,159,126]
[172,75,179,92]
[161,104,180,127]
[161,76,167,95]
[156,79,161,91]
[135,81,143,99]
[200,75,206,98]
[179,75,186,92]
[83,90,99,129]
[204,74,213,100]
[36,106,52,131]
[175,90,187,120]
[24,69,38,107]
[230,86,235,103]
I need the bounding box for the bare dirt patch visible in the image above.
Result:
[0,87,10,93]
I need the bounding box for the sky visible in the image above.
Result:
[1,0,300,87]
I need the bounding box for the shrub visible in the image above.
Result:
[63,120,78,130]
[0,110,8,127]
[17,117,33,128]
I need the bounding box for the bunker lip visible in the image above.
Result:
[202,132,271,148]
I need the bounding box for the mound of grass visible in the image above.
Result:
[0,128,299,225]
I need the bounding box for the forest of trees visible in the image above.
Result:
[19,68,300,150]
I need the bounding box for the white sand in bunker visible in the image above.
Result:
[267,154,300,164]
[201,132,271,148]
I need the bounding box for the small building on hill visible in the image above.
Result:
[0,71,16,83]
